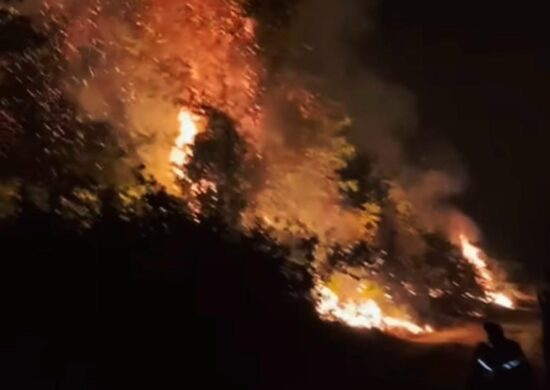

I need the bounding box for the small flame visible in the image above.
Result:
[459,235,514,308]
[315,282,432,335]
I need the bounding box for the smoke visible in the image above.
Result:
[281,0,477,241]
[284,0,413,173]
[399,169,479,241]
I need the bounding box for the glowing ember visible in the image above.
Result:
[170,109,202,179]
[315,283,432,335]
[459,235,514,308]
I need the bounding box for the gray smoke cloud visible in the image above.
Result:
[284,0,414,173]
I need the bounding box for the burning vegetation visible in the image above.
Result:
[0,0,522,335]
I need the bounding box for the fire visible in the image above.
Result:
[312,234,518,335]
[459,235,514,308]
[488,292,514,309]
[170,109,203,179]
[170,109,217,217]
[10,0,526,339]
[315,282,432,335]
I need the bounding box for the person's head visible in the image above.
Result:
[483,321,505,344]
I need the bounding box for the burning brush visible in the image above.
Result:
[4,0,525,337]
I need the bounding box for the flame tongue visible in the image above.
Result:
[170,109,202,179]
[459,235,514,308]
[170,108,218,218]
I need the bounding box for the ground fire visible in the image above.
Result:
[314,274,433,335]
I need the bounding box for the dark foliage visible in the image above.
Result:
[338,152,387,208]
[0,8,45,53]
[184,107,261,226]
[1,189,473,390]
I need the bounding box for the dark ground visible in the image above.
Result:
[0,210,544,389]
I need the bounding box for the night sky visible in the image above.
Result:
[364,1,549,275]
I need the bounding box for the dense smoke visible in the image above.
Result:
[280,0,478,242]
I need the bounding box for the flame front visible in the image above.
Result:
[459,235,514,308]
[315,282,431,335]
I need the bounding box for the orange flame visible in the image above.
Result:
[170,109,203,179]
[170,109,217,218]
[314,280,432,335]
[459,235,514,308]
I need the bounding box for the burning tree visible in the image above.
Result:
[175,107,261,227]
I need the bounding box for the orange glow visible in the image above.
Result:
[459,235,514,308]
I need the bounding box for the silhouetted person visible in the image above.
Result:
[469,322,532,390]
